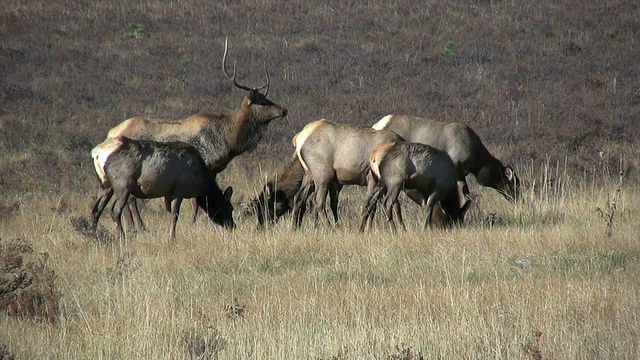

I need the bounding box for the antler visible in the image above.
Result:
[256,63,270,96]
[222,36,232,78]
[221,36,271,94]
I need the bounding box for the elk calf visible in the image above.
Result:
[360,141,470,232]
[91,137,234,240]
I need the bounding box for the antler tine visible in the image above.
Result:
[222,36,266,92]
[222,37,232,78]
[232,61,252,91]
[255,62,270,96]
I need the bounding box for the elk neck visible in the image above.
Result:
[226,96,269,156]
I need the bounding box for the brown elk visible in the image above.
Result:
[102,38,287,227]
[91,137,235,240]
[291,119,403,228]
[372,115,520,202]
[360,141,471,232]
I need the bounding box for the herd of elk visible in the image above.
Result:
[89,39,520,238]
[91,137,234,240]
[248,116,518,229]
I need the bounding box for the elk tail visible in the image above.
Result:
[370,157,382,180]
[372,115,393,130]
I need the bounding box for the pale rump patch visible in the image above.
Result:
[91,137,123,185]
[371,115,393,130]
[106,118,135,138]
[370,154,381,179]
[294,119,325,173]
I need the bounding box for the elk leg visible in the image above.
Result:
[164,197,172,212]
[91,187,113,230]
[313,179,331,226]
[110,191,130,238]
[296,182,312,226]
[367,187,386,230]
[129,198,146,231]
[360,171,384,232]
[168,197,183,241]
[393,200,405,230]
[191,198,199,224]
[292,174,314,228]
[359,183,384,232]
[383,186,402,233]
[424,191,443,230]
[328,182,341,225]
[123,198,136,230]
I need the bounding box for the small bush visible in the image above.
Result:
[0,345,16,360]
[183,327,228,360]
[387,343,424,360]
[0,239,60,323]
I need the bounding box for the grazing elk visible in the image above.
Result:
[91,137,235,240]
[102,38,287,226]
[291,119,403,228]
[246,152,341,227]
[372,115,520,202]
[360,141,471,232]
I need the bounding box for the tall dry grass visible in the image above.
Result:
[1,160,638,359]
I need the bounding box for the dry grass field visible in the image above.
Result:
[1,163,639,359]
[1,0,639,359]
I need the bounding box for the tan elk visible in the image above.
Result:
[91,137,235,240]
[291,119,403,228]
[99,38,287,228]
[360,141,471,232]
[372,115,520,202]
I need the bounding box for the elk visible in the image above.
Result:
[102,38,287,227]
[246,152,341,227]
[291,119,403,228]
[91,136,235,240]
[372,115,520,202]
[360,141,471,232]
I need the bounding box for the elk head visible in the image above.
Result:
[222,37,288,123]
[477,163,521,202]
[498,166,520,202]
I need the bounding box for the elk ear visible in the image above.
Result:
[505,167,515,181]
[223,187,234,202]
